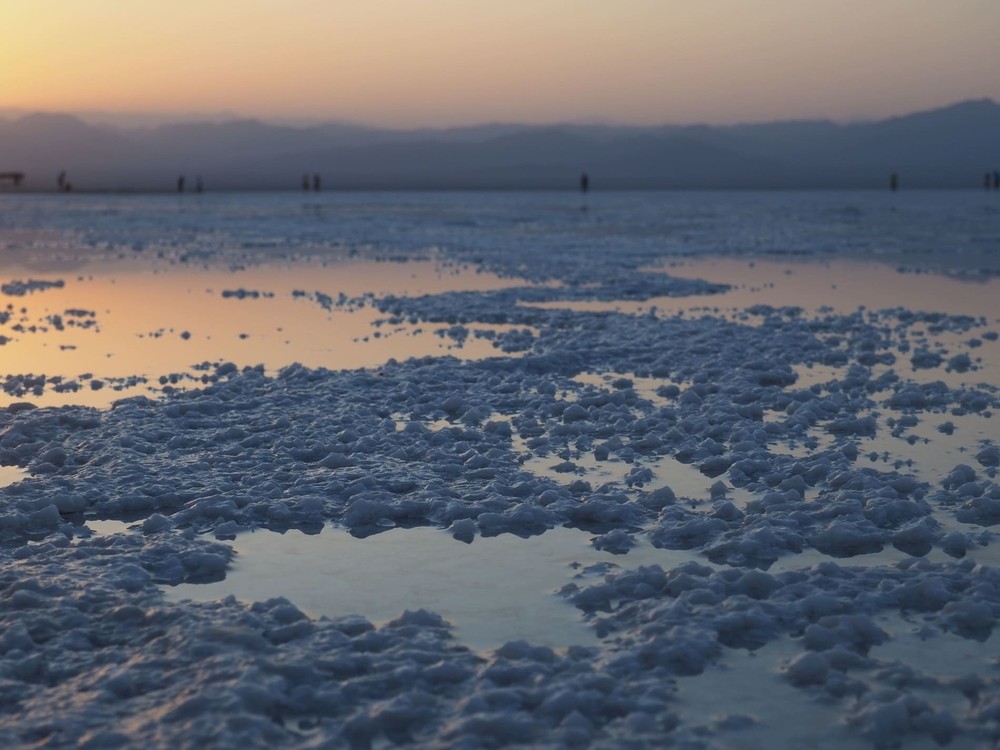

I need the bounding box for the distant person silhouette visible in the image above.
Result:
[580,172,589,194]
[994,171,1000,190]
[890,173,898,191]
[177,176,185,193]
[313,174,321,192]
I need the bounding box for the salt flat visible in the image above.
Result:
[0,190,998,748]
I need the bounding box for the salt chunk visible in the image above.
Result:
[319,452,351,468]
[141,513,172,534]
[112,564,150,593]
[940,532,970,558]
[213,520,245,539]
[783,651,830,686]
[641,486,676,510]
[180,551,229,581]
[387,609,448,629]
[941,600,994,640]
[810,521,886,557]
[912,709,958,745]
[976,445,999,467]
[558,710,595,744]
[592,529,636,555]
[449,518,476,544]
[891,518,940,557]
[440,395,465,415]
[496,640,556,662]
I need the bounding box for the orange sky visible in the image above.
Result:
[2,0,998,127]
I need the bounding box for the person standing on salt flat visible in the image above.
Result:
[580,172,589,194]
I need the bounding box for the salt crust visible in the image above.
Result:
[1,193,1000,747]
[1,300,998,746]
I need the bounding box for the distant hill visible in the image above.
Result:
[1,100,998,191]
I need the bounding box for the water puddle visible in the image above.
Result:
[85,519,133,536]
[872,614,999,679]
[675,638,865,750]
[572,371,689,408]
[0,258,527,408]
[676,632,982,750]
[519,448,757,505]
[527,259,1000,334]
[0,465,28,487]
[165,525,704,651]
[663,258,1000,319]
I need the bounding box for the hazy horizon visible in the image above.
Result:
[3,1,999,129]
[1,95,996,134]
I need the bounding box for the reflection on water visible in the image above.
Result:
[529,258,1000,320]
[0,465,27,488]
[0,258,525,408]
[166,525,703,651]
[85,519,132,536]
[664,258,1000,318]
[675,638,860,750]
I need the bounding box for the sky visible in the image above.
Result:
[2,0,999,128]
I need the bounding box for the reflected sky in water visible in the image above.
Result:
[0,257,525,408]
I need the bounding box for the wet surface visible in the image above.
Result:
[0,257,527,408]
[3,191,1000,748]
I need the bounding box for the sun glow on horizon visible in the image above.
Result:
[2,0,999,128]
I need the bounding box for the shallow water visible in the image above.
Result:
[166,525,704,651]
[531,257,1000,322]
[664,258,1000,318]
[0,465,27,487]
[0,257,525,408]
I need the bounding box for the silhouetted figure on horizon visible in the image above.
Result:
[302,174,310,191]
[177,176,185,193]
[580,172,589,194]
[313,174,321,192]
[890,173,898,191]
[994,171,1000,190]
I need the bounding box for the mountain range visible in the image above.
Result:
[1,99,998,191]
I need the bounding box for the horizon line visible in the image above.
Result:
[2,96,996,133]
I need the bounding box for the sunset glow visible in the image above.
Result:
[2,0,999,126]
